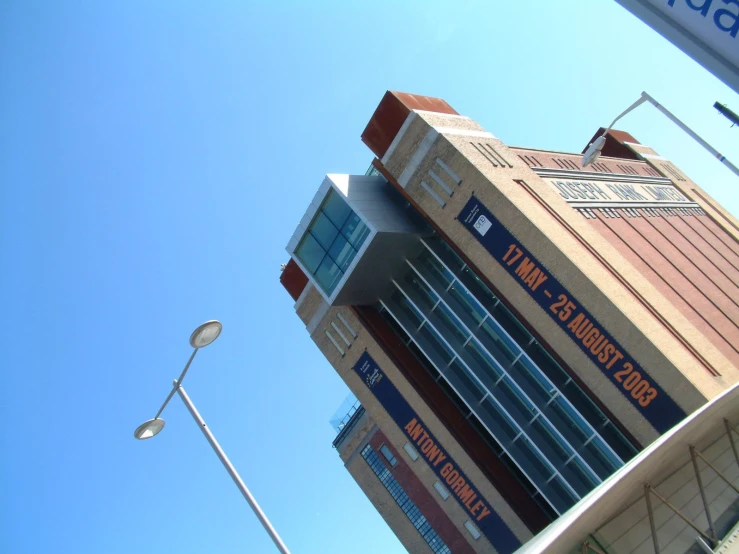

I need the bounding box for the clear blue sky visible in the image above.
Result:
[1,2,737,553]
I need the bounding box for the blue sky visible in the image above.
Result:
[1,2,737,553]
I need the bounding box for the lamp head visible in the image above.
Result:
[189,320,222,349]
[582,135,607,167]
[134,418,166,440]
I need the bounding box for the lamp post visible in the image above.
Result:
[134,320,291,554]
[582,91,739,179]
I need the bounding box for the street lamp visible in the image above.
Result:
[134,320,291,554]
[582,91,739,179]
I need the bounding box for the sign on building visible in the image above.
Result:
[615,0,739,93]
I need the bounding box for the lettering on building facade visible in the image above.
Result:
[546,179,698,206]
[353,351,521,553]
[459,195,687,433]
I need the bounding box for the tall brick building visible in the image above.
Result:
[281,92,739,553]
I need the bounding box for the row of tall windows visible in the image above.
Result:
[378,235,637,515]
[362,444,451,554]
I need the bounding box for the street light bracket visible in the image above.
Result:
[582,93,649,167]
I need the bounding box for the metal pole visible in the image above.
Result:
[642,92,739,179]
[154,349,199,420]
[175,381,292,554]
[726,419,739,469]
[689,446,717,543]
[695,537,715,554]
[646,484,716,546]
[603,96,649,134]
[581,541,608,554]
[693,448,739,494]
[645,485,661,554]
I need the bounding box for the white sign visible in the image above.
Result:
[617,0,739,92]
[474,215,492,236]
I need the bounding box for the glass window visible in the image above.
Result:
[499,452,538,495]
[478,397,519,444]
[468,415,505,456]
[510,357,554,407]
[403,272,439,312]
[362,445,452,554]
[494,376,537,426]
[416,322,455,366]
[379,304,411,345]
[598,422,637,462]
[547,397,593,449]
[365,164,382,177]
[433,481,450,500]
[562,380,609,429]
[390,290,424,330]
[527,343,570,388]
[328,235,356,271]
[528,417,573,468]
[464,520,481,540]
[459,266,499,312]
[511,436,555,485]
[445,357,486,402]
[543,474,579,515]
[478,318,520,368]
[465,339,504,385]
[315,256,342,294]
[403,443,419,461]
[294,188,371,298]
[322,190,352,228]
[432,302,469,346]
[532,491,559,521]
[380,445,398,467]
[424,237,465,273]
[563,457,599,496]
[448,283,487,327]
[341,213,370,248]
[295,234,324,274]
[580,436,621,479]
[434,373,472,416]
[490,302,532,346]
[310,212,340,251]
[418,250,454,290]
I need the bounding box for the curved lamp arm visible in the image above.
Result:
[583,93,648,167]
[583,92,739,179]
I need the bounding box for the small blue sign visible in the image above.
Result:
[353,351,521,553]
[458,195,686,434]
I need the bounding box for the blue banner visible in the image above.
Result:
[353,351,521,553]
[458,195,686,434]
